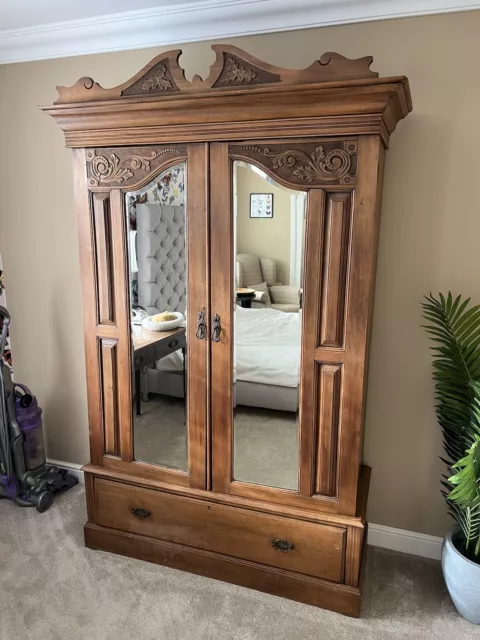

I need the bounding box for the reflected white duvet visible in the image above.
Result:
[156,306,301,389]
[234,306,301,388]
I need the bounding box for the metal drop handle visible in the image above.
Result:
[212,314,221,342]
[131,507,151,519]
[271,538,295,553]
[195,310,206,340]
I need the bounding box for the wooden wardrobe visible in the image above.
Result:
[44,46,411,617]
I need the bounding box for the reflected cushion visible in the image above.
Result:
[247,281,272,307]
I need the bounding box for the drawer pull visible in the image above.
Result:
[131,507,151,519]
[168,338,179,349]
[272,538,295,553]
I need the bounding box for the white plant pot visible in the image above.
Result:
[442,525,480,625]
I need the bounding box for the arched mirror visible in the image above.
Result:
[232,161,307,490]
[125,163,188,471]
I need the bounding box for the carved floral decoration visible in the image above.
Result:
[273,146,352,182]
[222,57,257,84]
[233,143,356,183]
[86,148,184,186]
[141,64,173,92]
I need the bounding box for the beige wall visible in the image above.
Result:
[1,11,479,537]
[236,165,293,285]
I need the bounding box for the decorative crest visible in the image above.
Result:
[53,45,378,104]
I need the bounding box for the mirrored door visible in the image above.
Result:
[125,146,209,488]
[210,142,308,500]
[210,138,359,513]
[93,144,209,489]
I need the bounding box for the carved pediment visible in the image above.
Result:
[54,45,378,104]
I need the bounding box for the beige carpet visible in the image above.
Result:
[134,395,188,471]
[1,486,479,639]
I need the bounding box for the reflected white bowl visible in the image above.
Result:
[141,312,184,332]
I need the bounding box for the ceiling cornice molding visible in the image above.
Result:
[1,0,479,65]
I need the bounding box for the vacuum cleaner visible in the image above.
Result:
[0,305,78,512]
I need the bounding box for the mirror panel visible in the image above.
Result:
[232,162,306,490]
[125,163,188,471]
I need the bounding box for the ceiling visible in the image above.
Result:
[0,0,202,30]
[0,0,479,64]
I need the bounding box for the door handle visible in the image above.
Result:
[195,310,206,340]
[212,314,221,342]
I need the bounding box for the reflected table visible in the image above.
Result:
[131,326,186,416]
[236,292,256,308]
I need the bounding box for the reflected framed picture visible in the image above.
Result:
[250,193,274,218]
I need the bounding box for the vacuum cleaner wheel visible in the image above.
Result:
[36,491,53,513]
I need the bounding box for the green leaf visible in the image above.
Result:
[452,298,472,324]
[449,439,480,505]
[446,291,453,315]
[422,293,480,562]
[449,294,462,322]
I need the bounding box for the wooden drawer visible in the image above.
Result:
[155,333,185,359]
[133,345,155,370]
[94,479,346,583]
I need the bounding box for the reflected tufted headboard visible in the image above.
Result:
[136,203,186,314]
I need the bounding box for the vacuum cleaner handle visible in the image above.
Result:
[0,305,10,356]
[0,305,10,323]
[14,383,33,408]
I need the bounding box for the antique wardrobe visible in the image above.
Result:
[44,46,411,617]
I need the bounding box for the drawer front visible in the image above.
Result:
[155,333,186,360]
[133,345,155,369]
[94,479,346,582]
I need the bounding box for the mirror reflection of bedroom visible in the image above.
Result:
[126,164,188,472]
[233,162,306,490]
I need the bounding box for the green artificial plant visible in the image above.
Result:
[422,293,480,563]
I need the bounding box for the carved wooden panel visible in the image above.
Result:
[319,193,353,348]
[100,339,119,457]
[212,53,281,88]
[121,59,180,97]
[315,364,342,497]
[93,193,114,325]
[86,145,187,189]
[229,140,357,188]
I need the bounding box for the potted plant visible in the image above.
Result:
[422,293,480,624]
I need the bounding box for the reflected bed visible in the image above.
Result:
[148,306,301,412]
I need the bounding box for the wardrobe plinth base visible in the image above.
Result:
[85,522,364,618]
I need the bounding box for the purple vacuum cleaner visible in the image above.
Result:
[0,305,78,512]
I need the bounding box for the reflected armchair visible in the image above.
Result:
[236,253,300,313]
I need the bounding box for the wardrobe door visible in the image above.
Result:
[74,143,209,489]
[211,140,306,504]
[210,138,382,515]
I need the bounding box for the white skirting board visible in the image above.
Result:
[368,523,443,561]
[48,459,443,561]
[47,458,85,484]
